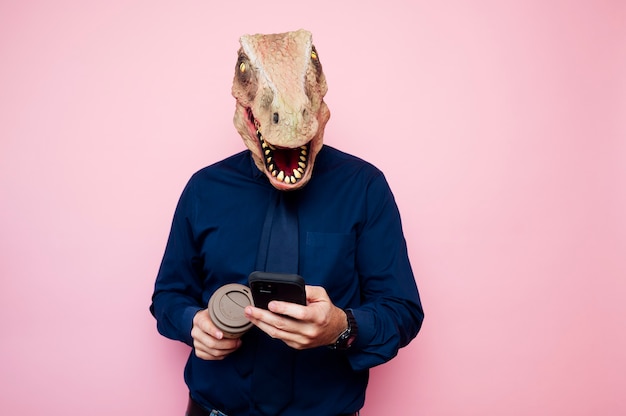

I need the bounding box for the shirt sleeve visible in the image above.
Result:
[346,173,424,371]
[150,179,205,346]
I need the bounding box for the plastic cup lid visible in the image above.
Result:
[208,283,253,338]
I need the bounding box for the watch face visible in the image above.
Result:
[336,326,355,350]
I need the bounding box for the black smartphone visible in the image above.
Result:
[248,271,306,310]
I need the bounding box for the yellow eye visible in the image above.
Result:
[239,62,246,73]
[311,50,317,60]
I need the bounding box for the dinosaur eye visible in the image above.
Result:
[236,53,253,84]
[310,46,322,76]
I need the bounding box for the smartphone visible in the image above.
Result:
[248,271,306,310]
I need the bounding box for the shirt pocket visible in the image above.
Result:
[303,232,356,294]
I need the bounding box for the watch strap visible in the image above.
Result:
[329,308,358,350]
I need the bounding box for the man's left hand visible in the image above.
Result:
[244,285,347,350]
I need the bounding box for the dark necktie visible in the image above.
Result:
[251,190,299,414]
[257,191,299,273]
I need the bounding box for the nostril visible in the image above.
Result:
[273,113,279,124]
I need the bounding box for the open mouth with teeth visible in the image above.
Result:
[246,108,309,185]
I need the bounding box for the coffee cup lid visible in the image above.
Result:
[208,283,253,338]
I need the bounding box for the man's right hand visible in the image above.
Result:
[191,309,242,360]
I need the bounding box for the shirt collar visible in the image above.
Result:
[248,151,267,180]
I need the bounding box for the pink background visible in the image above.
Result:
[1,1,625,414]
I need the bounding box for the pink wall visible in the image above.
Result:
[1,1,625,414]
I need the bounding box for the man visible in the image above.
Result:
[150,29,423,416]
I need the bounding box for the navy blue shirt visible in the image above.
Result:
[151,145,423,415]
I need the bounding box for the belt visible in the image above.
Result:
[186,395,358,416]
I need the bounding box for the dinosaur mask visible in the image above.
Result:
[232,29,330,191]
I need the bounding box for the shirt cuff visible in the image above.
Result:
[349,308,376,350]
[182,305,204,346]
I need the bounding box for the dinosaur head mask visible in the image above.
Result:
[232,29,330,191]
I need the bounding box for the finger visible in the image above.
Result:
[194,336,242,360]
[246,304,307,330]
[268,300,309,321]
[244,305,321,349]
[305,285,329,303]
[196,332,241,352]
[206,339,241,355]
[245,306,298,336]
[244,305,276,326]
[193,309,224,339]
[195,345,233,360]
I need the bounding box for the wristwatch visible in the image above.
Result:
[329,309,358,350]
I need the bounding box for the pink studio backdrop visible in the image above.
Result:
[1,1,625,415]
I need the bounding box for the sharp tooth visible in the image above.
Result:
[290,176,297,182]
[277,171,285,181]
[298,162,306,169]
[272,170,278,177]
[299,155,306,161]
[298,167,304,173]
[269,164,274,171]
[264,149,270,156]
[267,156,272,163]
[301,149,307,155]
[293,169,302,179]
[262,141,268,149]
